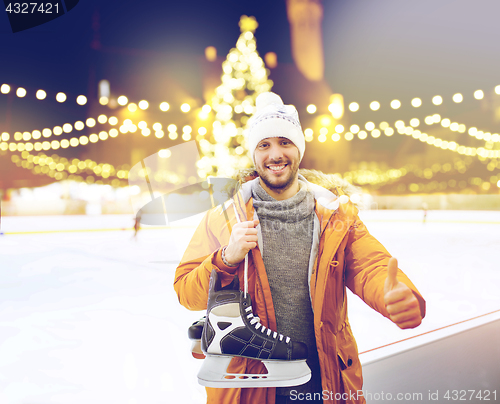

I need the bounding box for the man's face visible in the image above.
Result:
[254,137,300,194]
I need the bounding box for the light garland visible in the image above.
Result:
[12,148,196,187]
[345,85,500,113]
[0,116,210,153]
[340,157,475,187]
[422,114,500,144]
[11,151,129,185]
[0,82,201,114]
[340,158,498,193]
[0,83,88,105]
[304,120,500,160]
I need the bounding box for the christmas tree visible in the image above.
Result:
[197,15,273,178]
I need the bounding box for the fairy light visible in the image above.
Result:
[474,90,484,100]
[304,128,314,142]
[117,96,128,106]
[365,122,375,131]
[159,102,170,111]
[411,98,422,107]
[432,95,443,105]
[56,92,67,103]
[349,102,359,112]
[390,100,401,109]
[16,87,26,98]
[0,84,10,94]
[76,95,87,105]
[306,104,317,114]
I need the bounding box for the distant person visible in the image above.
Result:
[132,212,142,240]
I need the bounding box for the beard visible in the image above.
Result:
[256,157,300,194]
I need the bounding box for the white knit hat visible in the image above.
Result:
[247,92,305,164]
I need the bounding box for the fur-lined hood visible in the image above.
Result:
[228,168,363,209]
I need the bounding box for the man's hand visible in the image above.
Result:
[384,257,422,329]
[224,219,259,265]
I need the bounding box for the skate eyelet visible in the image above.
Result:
[224,375,236,379]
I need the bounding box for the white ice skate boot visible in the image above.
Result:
[197,269,311,388]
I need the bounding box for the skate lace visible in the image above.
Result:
[245,306,290,343]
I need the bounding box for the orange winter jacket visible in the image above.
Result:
[174,170,426,404]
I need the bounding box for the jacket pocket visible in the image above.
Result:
[336,322,363,399]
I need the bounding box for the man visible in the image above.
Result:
[174,92,425,404]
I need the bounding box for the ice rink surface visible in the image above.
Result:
[0,210,499,403]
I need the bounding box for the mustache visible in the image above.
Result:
[265,159,289,165]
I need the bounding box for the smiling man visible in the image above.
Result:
[174,92,425,404]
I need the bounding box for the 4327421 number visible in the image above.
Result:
[5,3,60,14]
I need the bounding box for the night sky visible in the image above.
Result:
[1,0,500,129]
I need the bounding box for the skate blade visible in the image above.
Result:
[197,355,311,388]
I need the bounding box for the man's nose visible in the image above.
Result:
[268,144,285,161]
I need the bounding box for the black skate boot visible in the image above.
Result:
[188,317,206,359]
[197,269,311,388]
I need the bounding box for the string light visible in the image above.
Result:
[11,151,130,185]
[306,104,317,114]
[56,92,67,103]
[16,87,26,97]
[301,118,500,160]
[390,100,401,109]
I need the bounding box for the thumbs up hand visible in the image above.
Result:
[384,258,422,329]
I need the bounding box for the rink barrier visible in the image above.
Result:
[359,307,500,355]
[3,217,500,235]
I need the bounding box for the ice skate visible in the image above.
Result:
[188,317,206,359]
[197,269,311,388]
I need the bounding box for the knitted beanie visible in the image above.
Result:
[247,92,305,164]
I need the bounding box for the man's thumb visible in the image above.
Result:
[385,257,399,291]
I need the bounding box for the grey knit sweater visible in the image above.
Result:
[252,180,322,397]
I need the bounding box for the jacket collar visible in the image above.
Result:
[239,174,340,228]
[240,174,340,209]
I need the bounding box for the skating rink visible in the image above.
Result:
[0,209,499,404]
